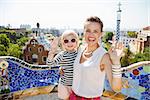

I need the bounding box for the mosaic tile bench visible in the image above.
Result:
[0,56,150,100]
[104,61,150,100]
[0,56,59,99]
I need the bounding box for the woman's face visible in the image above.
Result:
[84,22,102,46]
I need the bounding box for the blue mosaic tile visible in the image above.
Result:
[0,57,149,100]
[141,91,150,100]
[139,75,149,88]
[138,66,143,70]
[1,59,60,92]
[104,65,150,100]
[122,73,128,78]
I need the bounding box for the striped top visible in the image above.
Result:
[47,51,78,86]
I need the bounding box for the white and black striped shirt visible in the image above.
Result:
[47,51,78,86]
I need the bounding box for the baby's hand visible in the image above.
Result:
[49,37,60,53]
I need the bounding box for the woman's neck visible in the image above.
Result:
[85,43,99,53]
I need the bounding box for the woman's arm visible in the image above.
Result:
[102,42,124,92]
[101,53,122,92]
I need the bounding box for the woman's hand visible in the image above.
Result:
[59,67,64,76]
[108,42,124,65]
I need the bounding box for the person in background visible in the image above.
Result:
[47,30,79,100]
[70,16,124,100]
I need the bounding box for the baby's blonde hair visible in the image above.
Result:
[61,30,79,51]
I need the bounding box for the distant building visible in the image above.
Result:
[129,26,150,53]
[20,24,31,30]
[23,23,53,65]
[0,28,28,37]
[115,31,136,48]
[23,37,50,65]
[120,35,137,48]
[32,28,41,36]
[50,28,60,36]
[9,28,27,35]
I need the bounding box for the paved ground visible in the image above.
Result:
[23,92,110,100]
[24,92,60,100]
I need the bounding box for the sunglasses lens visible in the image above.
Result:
[71,39,76,42]
[64,39,76,43]
[64,39,69,43]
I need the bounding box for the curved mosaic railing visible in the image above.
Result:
[0,56,150,100]
[104,61,150,100]
[0,56,59,96]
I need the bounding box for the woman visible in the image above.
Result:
[70,16,123,100]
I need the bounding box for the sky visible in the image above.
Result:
[0,0,149,30]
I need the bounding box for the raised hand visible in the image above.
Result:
[49,37,60,53]
[108,42,124,65]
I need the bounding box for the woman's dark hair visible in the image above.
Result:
[85,16,103,32]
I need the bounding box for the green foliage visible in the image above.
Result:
[79,38,82,41]
[102,32,113,50]
[121,47,150,67]
[103,42,111,51]
[0,28,30,58]
[121,48,134,67]
[9,31,17,43]
[0,29,17,43]
[25,30,32,36]
[127,31,137,38]
[0,44,7,56]
[102,32,113,43]
[143,47,150,61]
[0,34,10,47]
[133,47,150,62]
[17,37,29,46]
[7,43,22,58]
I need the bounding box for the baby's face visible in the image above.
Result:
[63,35,77,52]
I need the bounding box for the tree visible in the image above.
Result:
[25,30,32,37]
[102,32,113,43]
[102,32,113,50]
[17,37,29,46]
[121,48,134,67]
[103,42,111,51]
[133,47,150,62]
[121,47,150,67]
[9,31,17,43]
[7,44,22,58]
[127,31,137,38]
[0,44,7,56]
[0,34,10,47]
[0,29,17,43]
[143,47,150,61]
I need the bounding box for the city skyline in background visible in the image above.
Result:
[0,0,149,30]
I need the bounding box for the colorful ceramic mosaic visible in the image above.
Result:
[0,56,59,94]
[121,66,150,100]
[0,56,150,100]
[105,65,150,100]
